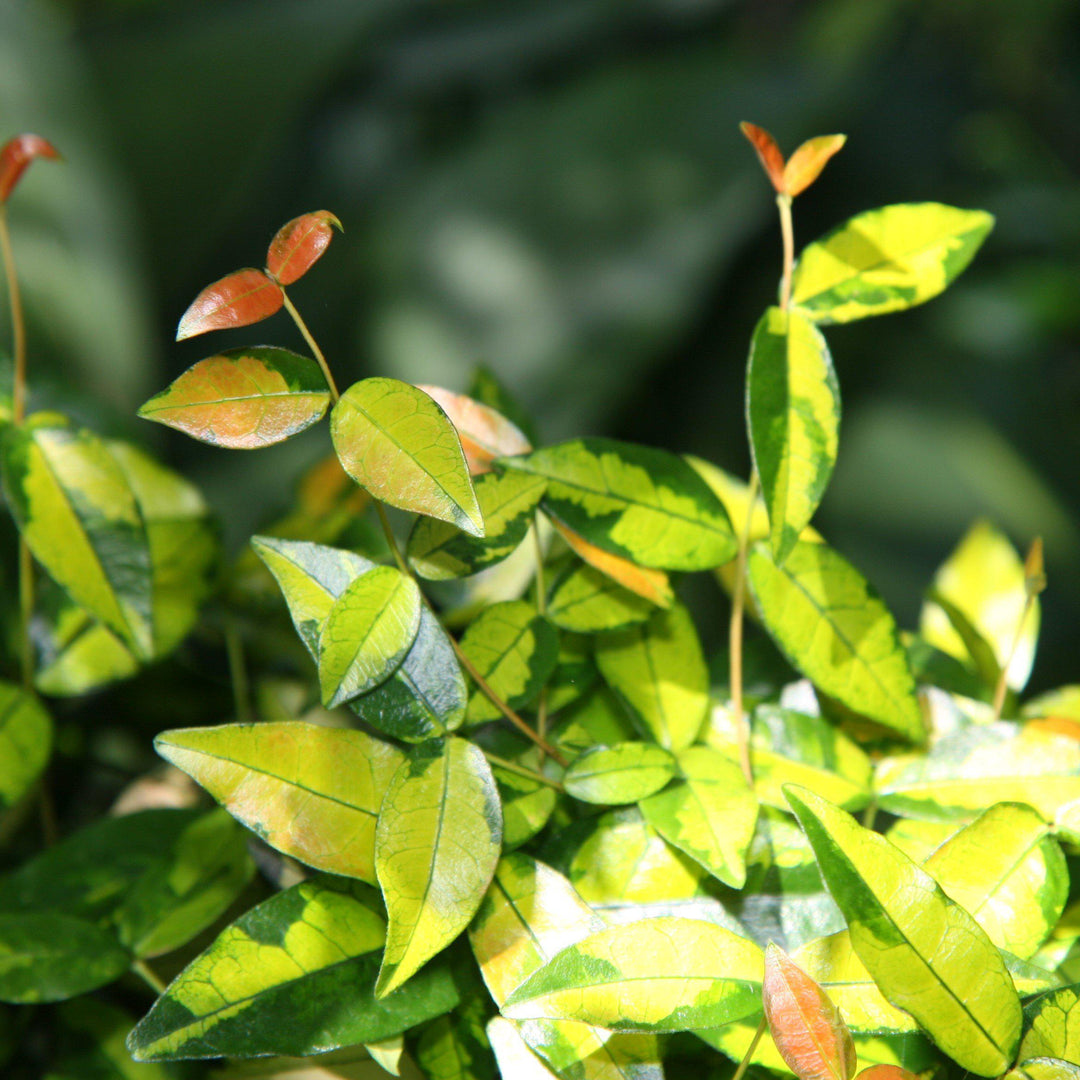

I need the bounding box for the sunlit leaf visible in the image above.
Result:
[127,876,459,1061]
[563,743,676,805]
[0,133,59,203]
[783,135,846,197]
[748,540,925,744]
[138,347,330,449]
[853,1069,921,1080]
[375,737,501,997]
[747,306,839,565]
[546,559,657,633]
[1020,985,1080,1063]
[740,122,785,192]
[475,730,556,851]
[487,1017,560,1080]
[0,682,51,817]
[418,385,532,474]
[553,687,637,757]
[785,785,1022,1076]
[498,438,736,571]
[1007,1062,1080,1080]
[331,378,483,536]
[155,722,405,884]
[1024,686,1080,722]
[265,210,342,286]
[551,521,674,607]
[791,203,994,324]
[883,818,959,864]
[176,269,284,341]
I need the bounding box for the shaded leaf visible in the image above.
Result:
[467,366,539,449]
[176,268,283,341]
[546,558,657,633]
[266,210,342,286]
[783,135,846,197]
[418,385,532,474]
[0,681,51,816]
[416,1007,495,1080]
[474,729,556,851]
[0,132,59,203]
[551,521,674,607]
[1020,984,1080,1063]
[49,997,172,1080]
[563,742,676,805]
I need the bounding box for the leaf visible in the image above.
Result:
[785,785,1022,1076]
[640,745,758,888]
[460,600,559,724]
[317,565,422,708]
[416,1008,495,1080]
[2,413,154,660]
[0,132,59,202]
[474,730,556,851]
[331,378,483,536]
[594,603,708,751]
[763,943,856,1080]
[790,203,994,324]
[747,306,839,565]
[551,520,674,606]
[0,912,129,1003]
[1007,1063,1080,1080]
[138,347,330,449]
[854,1070,921,1080]
[1020,984,1080,1063]
[546,559,658,633]
[407,470,546,580]
[50,998,172,1080]
[563,743,676,805]
[783,135,847,197]
[748,540,925,744]
[503,917,764,1032]
[924,803,1068,959]
[375,737,501,997]
[740,122,785,192]
[487,1017,560,1080]
[265,210,342,286]
[0,682,51,816]
[418,385,532,474]
[498,438,736,571]
[176,268,283,341]
[467,365,539,448]
[155,722,405,884]
[127,876,459,1061]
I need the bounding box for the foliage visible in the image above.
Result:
[0,124,1077,1080]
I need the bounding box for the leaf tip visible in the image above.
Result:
[0,133,61,203]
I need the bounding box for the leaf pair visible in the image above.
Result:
[740,123,846,199]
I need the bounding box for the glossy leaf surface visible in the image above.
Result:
[786,785,1021,1076]
[265,210,342,285]
[546,559,656,632]
[747,306,839,564]
[418,385,532,474]
[375,737,501,996]
[0,682,51,815]
[1020,985,1080,1063]
[331,378,483,536]
[748,541,924,744]
[552,520,674,606]
[498,437,736,571]
[138,347,330,449]
[176,269,283,340]
[155,722,405,884]
[791,203,994,324]
[563,742,676,805]
[0,132,59,202]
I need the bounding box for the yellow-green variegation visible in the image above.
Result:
[563,742,676,805]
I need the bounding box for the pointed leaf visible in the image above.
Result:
[375,737,501,996]
[418,385,532,474]
[783,135,846,197]
[563,742,676,805]
[332,378,483,535]
[0,133,59,202]
[740,122,786,192]
[498,438,736,571]
[155,721,405,884]
[176,268,283,340]
[138,347,330,449]
[785,785,1022,1076]
[748,540,925,744]
[546,559,656,633]
[1020,984,1080,1063]
[791,203,994,324]
[127,876,459,1061]
[552,520,674,606]
[0,682,51,817]
[747,306,839,564]
[266,210,342,285]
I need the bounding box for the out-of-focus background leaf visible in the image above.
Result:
[2,0,1079,683]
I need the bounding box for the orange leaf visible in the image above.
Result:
[0,133,60,203]
[417,385,532,475]
[176,269,284,341]
[266,210,342,286]
[740,122,786,193]
[782,135,847,197]
[854,1068,921,1080]
[1025,717,1080,741]
[763,943,856,1080]
[553,520,673,608]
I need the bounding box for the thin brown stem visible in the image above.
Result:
[280,288,340,404]
[729,470,760,787]
[482,749,564,791]
[991,592,1035,722]
[777,194,794,312]
[0,207,27,424]
[731,1014,768,1080]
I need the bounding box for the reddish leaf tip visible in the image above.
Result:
[740,122,786,193]
[265,211,343,286]
[0,134,61,204]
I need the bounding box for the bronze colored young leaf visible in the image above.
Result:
[138,347,330,449]
[552,521,673,607]
[783,136,847,198]
[763,942,856,1080]
[176,268,283,341]
[740,122,786,193]
[419,385,532,474]
[854,1069,921,1080]
[266,210,342,285]
[0,133,59,203]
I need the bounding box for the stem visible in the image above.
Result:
[133,958,167,995]
[729,470,759,787]
[777,194,794,312]
[862,799,878,831]
[532,515,547,615]
[18,539,33,689]
[482,749,563,791]
[376,502,410,575]
[731,1014,768,1080]
[991,592,1035,722]
[280,288,340,404]
[224,614,253,723]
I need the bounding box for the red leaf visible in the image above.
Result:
[266,210,342,286]
[0,134,60,204]
[176,269,284,341]
[782,135,846,197]
[854,1068,921,1080]
[740,122,786,193]
[417,385,532,474]
[763,943,857,1080]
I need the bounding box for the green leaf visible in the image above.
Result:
[791,203,994,324]
[416,1007,495,1080]
[127,876,459,1061]
[924,803,1068,959]
[785,785,1022,1076]
[563,743,676,805]
[1020,985,1080,1064]
[487,1017,560,1080]
[137,347,330,449]
[748,541,925,744]
[546,560,656,633]
[747,306,840,565]
[2,413,153,659]
[460,600,559,724]
[594,603,708,751]
[331,378,483,536]
[640,745,758,888]
[49,998,172,1080]
[407,469,545,580]
[317,565,422,708]
[502,916,764,1032]
[0,912,129,1003]
[375,737,501,997]
[155,722,404,884]
[0,682,51,816]
[1008,1060,1080,1080]
[497,437,736,571]
[475,730,556,851]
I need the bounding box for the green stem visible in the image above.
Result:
[133,958,167,995]
[375,502,409,575]
[731,1014,768,1080]
[730,470,760,787]
[862,799,878,831]
[280,288,340,404]
[224,614,253,723]
[777,193,794,312]
[482,749,564,791]
[991,592,1035,722]
[533,514,547,615]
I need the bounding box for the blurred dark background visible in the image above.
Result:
[2,0,1078,690]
